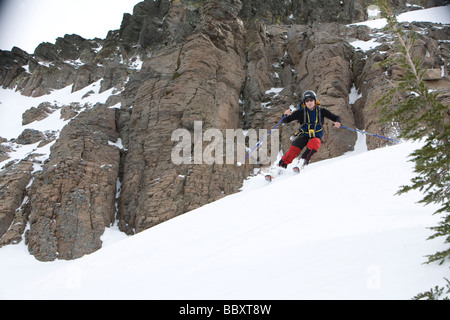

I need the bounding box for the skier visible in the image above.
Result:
[278,90,342,169]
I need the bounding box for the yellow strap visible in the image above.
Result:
[306,108,319,124]
[306,108,320,137]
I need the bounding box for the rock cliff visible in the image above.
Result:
[0,0,449,261]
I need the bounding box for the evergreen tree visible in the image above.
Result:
[413,278,450,300]
[373,0,449,280]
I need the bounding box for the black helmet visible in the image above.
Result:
[302,90,317,103]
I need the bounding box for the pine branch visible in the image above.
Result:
[374,0,450,268]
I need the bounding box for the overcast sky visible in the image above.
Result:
[0,0,141,53]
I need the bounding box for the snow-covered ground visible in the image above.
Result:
[351,4,450,29]
[349,4,450,51]
[0,80,121,170]
[0,136,448,300]
[0,4,449,301]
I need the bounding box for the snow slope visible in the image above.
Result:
[1,4,449,301]
[0,138,448,300]
[0,80,122,171]
[350,5,450,28]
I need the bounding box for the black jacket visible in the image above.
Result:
[282,106,342,139]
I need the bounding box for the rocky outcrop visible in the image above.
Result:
[0,0,449,260]
[0,32,135,97]
[118,0,249,234]
[239,0,368,24]
[353,23,450,149]
[26,106,120,261]
[0,161,33,247]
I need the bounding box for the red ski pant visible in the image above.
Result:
[282,137,321,165]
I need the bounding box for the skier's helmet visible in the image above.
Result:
[302,90,317,103]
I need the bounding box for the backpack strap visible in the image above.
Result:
[317,106,323,125]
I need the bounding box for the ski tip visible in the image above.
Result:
[293,167,300,174]
[265,175,274,182]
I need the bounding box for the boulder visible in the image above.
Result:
[423,68,442,80]
[16,129,46,145]
[22,102,55,125]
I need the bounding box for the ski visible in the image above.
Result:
[292,159,308,174]
[265,166,300,183]
[263,166,284,183]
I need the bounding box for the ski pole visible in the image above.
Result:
[340,126,401,143]
[237,115,287,167]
